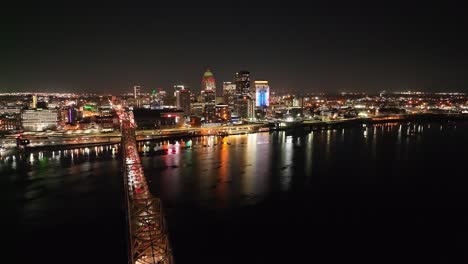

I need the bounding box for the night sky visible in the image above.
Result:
[2,4,468,94]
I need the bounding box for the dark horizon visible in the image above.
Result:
[2,4,468,94]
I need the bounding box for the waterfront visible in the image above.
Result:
[2,121,468,263]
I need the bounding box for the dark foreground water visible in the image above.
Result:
[1,122,468,263]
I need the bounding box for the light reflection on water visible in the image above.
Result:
[0,144,120,166]
[0,122,464,216]
[1,122,468,264]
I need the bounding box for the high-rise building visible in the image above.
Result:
[202,69,216,91]
[176,89,191,117]
[235,71,251,95]
[191,102,204,117]
[234,95,254,119]
[255,80,270,107]
[133,86,141,99]
[223,81,236,107]
[204,104,216,123]
[201,90,216,104]
[215,104,231,123]
[67,107,78,123]
[133,85,142,108]
[32,94,38,109]
[233,71,253,119]
[173,85,186,97]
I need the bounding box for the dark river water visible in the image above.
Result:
[1,122,468,263]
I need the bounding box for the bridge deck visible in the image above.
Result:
[121,112,173,264]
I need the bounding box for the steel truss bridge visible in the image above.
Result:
[121,112,173,264]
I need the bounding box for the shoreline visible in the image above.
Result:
[5,113,468,152]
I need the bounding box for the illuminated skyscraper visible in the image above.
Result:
[235,71,250,95]
[133,85,142,108]
[255,81,270,107]
[201,90,216,104]
[176,88,191,117]
[215,104,230,123]
[133,86,141,99]
[233,71,253,119]
[173,85,186,97]
[202,69,216,91]
[32,94,38,109]
[234,95,254,119]
[67,107,78,123]
[223,81,236,107]
[204,104,216,123]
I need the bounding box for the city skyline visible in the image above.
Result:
[3,5,468,264]
[2,5,468,94]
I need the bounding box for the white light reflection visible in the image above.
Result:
[242,134,258,198]
[281,133,293,191]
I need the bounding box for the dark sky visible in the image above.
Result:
[2,4,468,94]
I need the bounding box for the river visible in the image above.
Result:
[1,121,468,263]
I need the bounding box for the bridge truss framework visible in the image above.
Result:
[121,112,173,264]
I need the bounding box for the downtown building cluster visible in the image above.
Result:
[127,69,271,128]
[1,70,468,133]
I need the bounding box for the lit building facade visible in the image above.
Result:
[255,80,270,107]
[176,89,191,117]
[191,102,204,117]
[21,109,59,131]
[31,94,38,109]
[204,104,216,123]
[202,69,216,91]
[223,81,236,107]
[98,106,113,117]
[0,114,21,131]
[235,71,251,95]
[234,71,253,119]
[133,86,141,99]
[133,85,141,108]
[68,107,78,123]
[173,85,186,97]
[234,95,254,119]
[215,104,231,123]
[201,90,216,104]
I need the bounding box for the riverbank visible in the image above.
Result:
[4,113,468,152]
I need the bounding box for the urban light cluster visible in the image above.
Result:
[1,68,468,135]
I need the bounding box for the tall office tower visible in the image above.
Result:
[204,104,216,123]
[201,69,216,91]
[133,85,141,99]
[235,71,251,95]
[215,104,231,123]
[133,85,142,108]
[223,81,236,107]
[255,81,270,107]
[173,85,186,97]
[32,94,38,109]
[176,88,191,117]
[67,106,78,123]
[234,95,254,119]
[201,90,216,104]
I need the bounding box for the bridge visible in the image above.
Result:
[121,111,173,264]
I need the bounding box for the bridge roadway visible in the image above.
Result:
[121,112,173,264]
